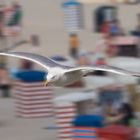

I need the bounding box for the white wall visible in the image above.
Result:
[4,0,140,68]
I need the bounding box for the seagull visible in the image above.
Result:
[0,52,140,87]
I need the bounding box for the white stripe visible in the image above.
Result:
[59,133,73,137]
[55,108,75,113]
[66,28,80,31]
[57,119,73,123]
[58,123,73,128]
[15,95,52,100]
[64,12,79,15]
[64,22,80,25]
[58,128,73,133]
[64,20,80,23]
[16,113,52,117]
[56,113,75,118]
[16,108,52,113]
[58,138,72,140]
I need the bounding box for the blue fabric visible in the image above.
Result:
[73,130,96,133]
[73,136,97,139]
[63,1,80,7]
[110,25,119,35]
[15,70,47,82]
[73,115,104,128]
[10,68,19,79]
[131,31,140,36]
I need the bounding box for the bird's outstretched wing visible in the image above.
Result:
[65,65,140,77]
[0,52,72,70]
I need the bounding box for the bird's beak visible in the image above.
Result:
[44,80,48,86]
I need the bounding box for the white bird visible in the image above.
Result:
[0,52,140,87]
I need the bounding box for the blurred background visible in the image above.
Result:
[0,0,140,140]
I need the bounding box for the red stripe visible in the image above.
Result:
[56,111,75,115]
[72,138,96,140]
[15,93,52,97]
[73,132,97,136]
[16,106,52,110]
[15,97,52,101]
[15,101,52,106]
[58,126,73,129]
[14,88,52,93]
[56,106,75,109]
[14,86,52,90]
[56,117,75,120]
[14,92,52,96]
[59,131,73,134]
[16,105,52,107]
[57,121,72,124]
[13,81,44,86]
[14,96,52,100]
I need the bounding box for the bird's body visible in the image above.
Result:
[52,71,82,86]
[0,52,140,87]
[46,67,83,86]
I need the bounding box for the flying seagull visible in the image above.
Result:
[0,52,140,87]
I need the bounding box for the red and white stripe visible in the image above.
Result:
[55,103,76,140]
[72,127,99,140]
[13,81,54,118]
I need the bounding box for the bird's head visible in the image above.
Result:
[44,67,65,86]
[44,73,59,86]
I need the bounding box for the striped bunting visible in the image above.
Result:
[63,3,83,32]
[13,81,54,118]
[55,103,76,140]
[72,127,98,140]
